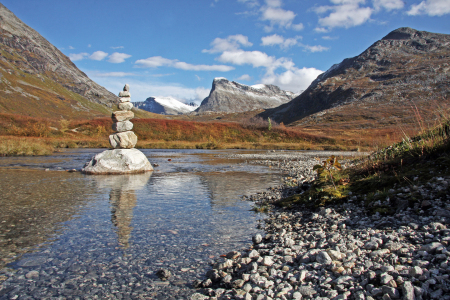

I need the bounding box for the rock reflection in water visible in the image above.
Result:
[91,173,152,249]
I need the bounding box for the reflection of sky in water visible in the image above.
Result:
[0,149,281,298]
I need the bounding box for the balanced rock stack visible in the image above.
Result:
[82,84,153,175]
[109,84,137,149]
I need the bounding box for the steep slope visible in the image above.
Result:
[196,78,297,113]
[134,97,198,115]
[262,27,450,128]
[0,3,118,119]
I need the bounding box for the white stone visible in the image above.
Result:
[119,97,131,103]
[82,149,153,175]
[118,102,133,111]
[112,120,133,132]
[109,131,137,149]
[112,111,134,122]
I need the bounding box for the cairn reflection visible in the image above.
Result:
[93,172,152,249]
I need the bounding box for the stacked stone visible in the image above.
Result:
[109,84,138,149]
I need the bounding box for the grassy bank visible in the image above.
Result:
[0,113,370,156]
[277,117,450,211]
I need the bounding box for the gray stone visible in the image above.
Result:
[253,234,263,244]
[109,131,138,149]
[82,149,153,175]
[119,97,131,103]
[112,120,133,133]
[119,90,131,97]
[123,84,130,91]
[112,110,134,122]
[118,102,133,111]
[297,286,317,296]
[25,271,39,279]
[316,251,332,264]
[402,281,415,300]
[262,256,274,266]
[156,268,171,280]
[419,242,443,253]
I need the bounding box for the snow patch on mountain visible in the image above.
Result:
[134,96,198,115]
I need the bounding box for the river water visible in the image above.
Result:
[0,149,283,299]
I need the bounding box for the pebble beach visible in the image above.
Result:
[191,151,450,300]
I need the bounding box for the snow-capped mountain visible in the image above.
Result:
[195,78,297,113]
[134,97,198,115]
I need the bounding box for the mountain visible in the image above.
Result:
[134,97,198,115]
[195,78,297,113]
[0,3,118,119]
[261,27,450,128]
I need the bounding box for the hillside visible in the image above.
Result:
[0,3,119,119]
[196,78,297,113]
[261,27,450,130]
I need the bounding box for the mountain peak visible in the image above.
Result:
[196,78,297,113]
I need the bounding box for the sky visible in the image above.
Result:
[3,0,450,104]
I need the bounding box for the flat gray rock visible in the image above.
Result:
[109,131,137,149]
[112,120,133,132]
[82,149,153,175]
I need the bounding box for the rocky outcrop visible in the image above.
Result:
[134,96,198,115]
[0,3,118,118]
[261,27,450,126]
[196,78,297,113]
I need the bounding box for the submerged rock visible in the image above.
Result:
[82,149,153,175]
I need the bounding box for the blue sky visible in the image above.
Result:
[3,0,450,104]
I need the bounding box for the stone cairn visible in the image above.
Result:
[82,84,153,175]
[109,84,138,149]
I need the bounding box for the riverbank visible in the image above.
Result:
[190,149,450,300]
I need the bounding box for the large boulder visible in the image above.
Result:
[82,149,153,175]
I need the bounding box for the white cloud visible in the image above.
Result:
[261,34,301,48]
[111,46,125,49]
[372,0,404,11]
[89,72,137,77]
[202,34,253,53]
[407,0,450,16]
[195,87,210,100]
[195,75,202,81]
[135,56,235,72]
[314,27,329,33]
[260,0,303,31]
[238,0,260,7]
[89,51,109,61]
[314,0,373,29]
[69,46,75,50]
[322,35,339,40]
[108,52,132,63]
[69,53,89,61]
[262,67,324,92]
[300,44,330,52]
[217,50,277,68]
[237,74,252,81]
[88,44,92,48]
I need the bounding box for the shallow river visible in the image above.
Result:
[0,149,283,299]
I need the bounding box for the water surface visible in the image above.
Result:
[0,149,282,299]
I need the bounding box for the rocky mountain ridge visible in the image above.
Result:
[0,3,118,119]
[196,78,297,113]
[134,96,198,115]
[261,27,450,128]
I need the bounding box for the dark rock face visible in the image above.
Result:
[0,3,118,115]
[196,78,297,113]
[261,27,450,126]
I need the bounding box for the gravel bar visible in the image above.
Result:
[190,151,450,300]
